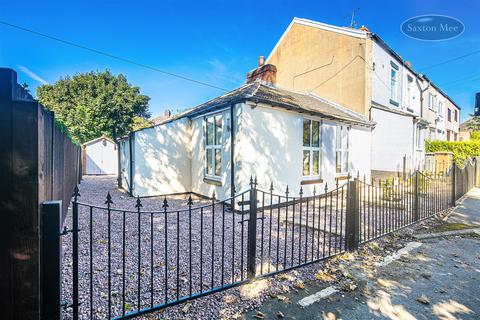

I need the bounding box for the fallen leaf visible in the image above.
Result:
[294,281,305,290]
[223,294,237,304]
[276,294,288,302]
[277,311,285,318]
[416,295,430,304]
[182,303,191,313]
[254,311,265,319]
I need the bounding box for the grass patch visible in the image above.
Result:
[429,223,472,233]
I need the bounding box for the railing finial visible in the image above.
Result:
[269,182,274,193]
[162,196,169,209]
[187,194,193,206]
[105,192,113,206]
[299,186,303,196]
[135,196,142,208]
[73,186,80,201]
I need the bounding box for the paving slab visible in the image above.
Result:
[448,188,480,227]
[244,236,480,319]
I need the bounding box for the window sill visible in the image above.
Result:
[203,177,222,186]
[389,99,399,107]
[301,178,323,185]
[335,175,350,181]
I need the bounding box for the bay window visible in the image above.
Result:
[335,125,349,174]
[302,119,321,177]
[205,114,222,179]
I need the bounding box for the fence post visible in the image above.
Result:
[451,164,456,206]
[345,178,359,252]
[247,178,258,279]
[40,201,62,320]
[414,171,419,221]
[72,187,80,319]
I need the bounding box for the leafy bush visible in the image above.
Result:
[470,131,480,141]
[425,140,480,164]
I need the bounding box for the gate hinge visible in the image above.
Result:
[59,226,81,236]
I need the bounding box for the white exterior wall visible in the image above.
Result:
[370,40,423,173]
[131,118,192,196]
[236,103,371,197]
[190,106,241,200]
[84,139,118,175]
[371,41,421,116]
[371,108,415,173]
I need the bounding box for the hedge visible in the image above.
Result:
[425,140,480,164]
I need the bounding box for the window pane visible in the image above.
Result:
[342,126,348,149]
[206,149,213,175]
[206,117,214,145]
[303,151,310,176]
[336,126,341,150]
[312,121,319,147]
[342,151,349,173]
[215,149,221,176]
[215,115,222,145]
[303,120,311,147]
[312,151,319,175]
[336,151,341,173]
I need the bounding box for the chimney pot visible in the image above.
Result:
[359,25,370,32]
[258,56,265,67]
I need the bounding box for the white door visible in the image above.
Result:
[85,140,118,175]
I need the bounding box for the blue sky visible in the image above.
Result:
[1,0,479,120]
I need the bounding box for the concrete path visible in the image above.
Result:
[448,188,480,227]
[245,189,480,320]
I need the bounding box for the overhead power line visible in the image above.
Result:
[419,49,480,71]
[0,20,228,92]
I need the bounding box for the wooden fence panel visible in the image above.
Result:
[0,68,81,319]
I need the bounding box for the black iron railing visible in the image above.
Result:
[40,159,478,320]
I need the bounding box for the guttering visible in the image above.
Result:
[416,76,430,119]
[230,104,235,198]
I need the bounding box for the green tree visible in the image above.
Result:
[37,70,150,144]
[467,115,480,131]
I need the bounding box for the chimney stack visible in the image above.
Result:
[247,55,277,85]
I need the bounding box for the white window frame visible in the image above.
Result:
[302,119,322,179]
[438,101,443,118]
[204,113,223,180]
[428,93,435,111]
[416,125,424,150]
[390,68,398,103]
[406,79,411,108]
[335,125,350,175]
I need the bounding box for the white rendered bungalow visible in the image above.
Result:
[119,65,374,199]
